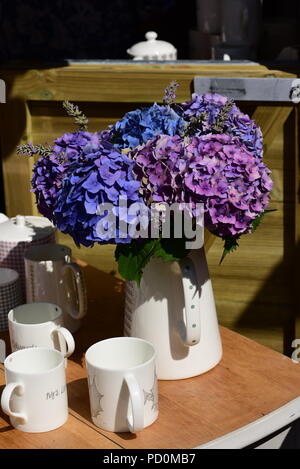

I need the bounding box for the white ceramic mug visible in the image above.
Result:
[24,244,87,333]
[1,347,68,433]
[85,337,158,433]
[8,303,75,359]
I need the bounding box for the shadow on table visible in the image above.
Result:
[67,378,136,441]
[67,378,91,422]
[69,264,125,368]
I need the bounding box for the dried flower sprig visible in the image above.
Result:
[17,143,53,158]
[184,112,208,136]
[212,99,234,133]
[163,80,179,106]
[62,101,89,131]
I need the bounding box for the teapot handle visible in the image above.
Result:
[178,257,201,346]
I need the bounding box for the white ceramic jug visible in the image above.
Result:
[124,247,222,380]
[24,244,87,333]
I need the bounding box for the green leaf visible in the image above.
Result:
[115,239,160,285]
[115,238,191,284]
[219,236,240,265]
[251,209,276,233]
[154,238,190,262]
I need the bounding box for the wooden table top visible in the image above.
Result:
[1,261,300,449]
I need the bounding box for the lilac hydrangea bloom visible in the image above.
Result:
[31,131,104,221]
[54,143,144,246]
[131,133,272,237]
[111,103,187,149]
[181,93,263,159]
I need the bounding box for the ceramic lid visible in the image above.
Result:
[0,215,54,243]
[127,31,177,58]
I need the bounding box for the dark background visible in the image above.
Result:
[0,0,299,62]
[0,0,194,61]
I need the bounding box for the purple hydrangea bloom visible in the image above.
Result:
[111,103,187,149]
[54,143,144,246]
[31,131,105,221]
[131,133,272,237]
[181,93,263,159]
[31,154,66,221]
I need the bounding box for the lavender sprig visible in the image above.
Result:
[163,80,179,106]
[212,99,234,133]
[184,112,208,136]
[17,143,53,157]
[62,101,89,130]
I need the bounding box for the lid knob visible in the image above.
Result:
[15,215,26,227]
[145,31,158,41]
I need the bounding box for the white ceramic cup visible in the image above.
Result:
[85,337,158,433]
[8,303,75,359]
[24,244,87,333]
[1,347,68,433]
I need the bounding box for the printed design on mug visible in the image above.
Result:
[143,370,158,412]
[88,375,104,418]
[46,384,66,400]
[11,340,36,351]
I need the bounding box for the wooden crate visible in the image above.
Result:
[0,62,299,353]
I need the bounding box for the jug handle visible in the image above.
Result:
[62,262,87,319]
[178,257,201,346]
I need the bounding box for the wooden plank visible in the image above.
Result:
[0,99,33,216]
[1,63,295,104]
[252,106,293,152]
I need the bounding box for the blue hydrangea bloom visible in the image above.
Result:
[54,141,145,246]
[111,103,187,149]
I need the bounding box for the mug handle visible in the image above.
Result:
[1,382,27,423]
[125,373,144,433]
[54,326,75,358]
[62,262,87,320]
[178,257,201,346]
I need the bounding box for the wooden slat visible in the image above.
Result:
[252,106,293,153]
[1,63,295,104]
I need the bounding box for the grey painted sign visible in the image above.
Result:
[194,77,300,103]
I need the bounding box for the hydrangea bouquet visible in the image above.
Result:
[18,82,273,284]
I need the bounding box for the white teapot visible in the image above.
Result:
[127,31,177,61]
